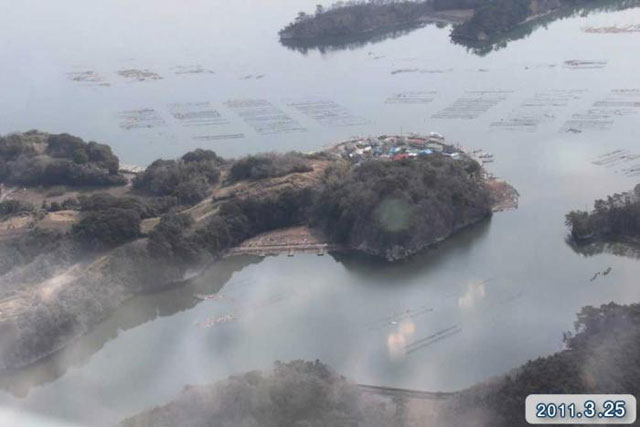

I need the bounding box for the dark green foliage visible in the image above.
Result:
[133,149,222,205]
[452,0,531,40]
[433,0,485,10]
[198,188,312,254]
[314,156,491,258]
[0,200,35,218]
[46,134,89,163]
[61,197,81,210]
[72,208,141,249]
[228,152,312,182]
[122,360,368,427]
[0,132,125,187]
[0,133,38,160]
[457,303,640,426]
[86,142,120,174]
[78,193,177,219]
[46,134,119,173]
[565,189,640,242]
[280,2,432,40]
[147,213,200,262]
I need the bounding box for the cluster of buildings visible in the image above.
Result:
[333,132,466,164]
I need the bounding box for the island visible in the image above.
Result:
[278,0,638,52]
[278,0,472,51]
[0,130,516,371]
[121,302,640,426]
[565,185,640,244]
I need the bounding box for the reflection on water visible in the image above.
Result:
[566,236,640,259]
[454,0,640,56]
[2,0,640,424]
[280,0,640,57]
[0,256,263,398]
[331,217,492,278]
[279,23,438,55]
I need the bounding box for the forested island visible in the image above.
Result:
[565,185,640,244]
[279,0,469,50]
[279,0,637,52]
[121,302,640,426]
[0,131,515,372]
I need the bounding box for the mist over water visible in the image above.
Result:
[1,0,640,425]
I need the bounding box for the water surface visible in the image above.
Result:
[1,1,640,425]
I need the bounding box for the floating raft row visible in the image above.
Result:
[225,99,306,135]
[117,68,163,82]
[432,90,512,120]
[285,98,369,127]
[491,89,586,132]
[168,102,230,127]
[66,70,110,87]
[592,149,640,177]
[117,109,166,130]
[193,134,245,141]
[172,65,215,75]
[561,89,640,133]
[563,59,608,70]
[385,91,438,105]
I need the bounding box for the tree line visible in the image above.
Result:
[566,185,640,242]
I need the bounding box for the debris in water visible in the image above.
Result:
[193,134,245,141]
[195,293,232,301]
[66,70,110,87]
[590,267,614,282]
[582,24,640,33]
[391,68,452,75]
[172,65,215,75]
[239,74,266,80]
[385,91,438,104]
[196,314,235,328]
[563,60,608,70]
[117,69,163,82]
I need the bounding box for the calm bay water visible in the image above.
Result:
[1,0,640,425]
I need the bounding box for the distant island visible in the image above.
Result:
[278,0,471,51]
[121,302,640,426]
[279,0,639,53]
[0,130,516,371]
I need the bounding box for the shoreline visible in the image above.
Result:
[0,131,517,372]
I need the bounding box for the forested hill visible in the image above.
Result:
[0,131,126,187]
[565,185,640,243]
[450,0,606,41]
[121,303,640,426]
[279,1,434,42]
[279,0,636,50]
[0,130,507,372]
[441,302,640,426]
